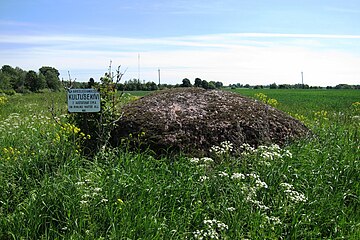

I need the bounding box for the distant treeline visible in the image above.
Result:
[0,65,224,94]
[107,77,224,91]
[0,65,62,94]
[229,82,360,90]
[1,65,358,95]
[67,77,224,91]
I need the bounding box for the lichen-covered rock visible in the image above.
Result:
[111,88,310,156]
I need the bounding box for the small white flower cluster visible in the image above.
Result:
[199,175,209,182]
[226,207,236,212]
[265,216,282,225]
[284,190,308,203]
[255,178,268,189]
[262,214,283,230]
[210,141,233,156]
[239,173,270,211]
[231,173,268,190]
[189,157,214,164]
[240,143,293,166]
[218,171,229,177]
[193,219,228,240]
[240,143,255,153]
[75,174,108,206]
[202,157,214,163]
[280,182,308,203]
[230,173,246,180]
[0,112,52,140]
[249,199,269,210]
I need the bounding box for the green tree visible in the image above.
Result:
[25,70,46,92]
[194,78,202,87]
[88,77,96,88]
[181,78,192,87]
[208,81,216,89]
[0,72,11,90]
[215,81,223,88]
[13,67,26,90]
[201,80,209,89]
[1,65,16,90]
[0,65,27,91]
[39,66,61,91]
[270,83,277,89]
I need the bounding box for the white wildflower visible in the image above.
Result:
[199,176,209,182]
[265,216,282,225]
[280,182,294,190]
[283,150,293,158]
[246,173,260,179]
[231,173,245,180]
[210,141,233,156]
[201,157,214,163]
[269,144,281,151]
[226,207,236,212]
[284,190,308,203]
[240,143,255,153]
[218,171,229,177]
[189,157,200,163]
[81,194,90,199]
[203,219,229,231]
[220,141,233,152]
[255,179,268,189]
[250,200,270,210]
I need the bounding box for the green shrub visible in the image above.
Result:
[68,68,125,156]
[3,89,16,96]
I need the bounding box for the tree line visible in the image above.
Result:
[0,65,225,94]
[84,77,224,91]
[0,65,61,94]
[3,64,357,94]
[230,82,360,90]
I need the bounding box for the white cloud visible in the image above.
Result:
[1,32,359,86]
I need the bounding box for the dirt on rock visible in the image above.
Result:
[111,88,310,156]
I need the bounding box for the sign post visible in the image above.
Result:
[67,89,101,113]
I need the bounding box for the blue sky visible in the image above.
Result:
[1,0,360,86]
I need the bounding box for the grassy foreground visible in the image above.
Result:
[0,90,359,239]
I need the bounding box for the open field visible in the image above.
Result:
[0,89,359,239]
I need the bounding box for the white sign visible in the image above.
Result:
[68,89,101,112]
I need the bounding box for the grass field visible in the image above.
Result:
[0,89,359,239]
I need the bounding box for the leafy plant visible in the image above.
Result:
[68,65,126,156]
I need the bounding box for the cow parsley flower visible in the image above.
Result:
[231,173,245,180]
[199,176,209,182]
[202,157,214,163]
[189,157,200,163]
[218,171,229,177]
[284,190,308,203]
[226,207,236,212]
[193,219,228,240]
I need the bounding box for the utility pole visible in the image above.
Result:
[301,71,304,89]
[158,68,161,87]
[138,53,140,83]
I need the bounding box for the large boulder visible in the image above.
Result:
[112,88,310,156]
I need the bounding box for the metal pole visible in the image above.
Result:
[301,71,304,88]
[158,68,161,87]
[138,54,140,83]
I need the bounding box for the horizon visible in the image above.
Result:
[1,0,360,87]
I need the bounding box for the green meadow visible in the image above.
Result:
[0,89,359,239]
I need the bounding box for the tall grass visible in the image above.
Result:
[0,90,359,239]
